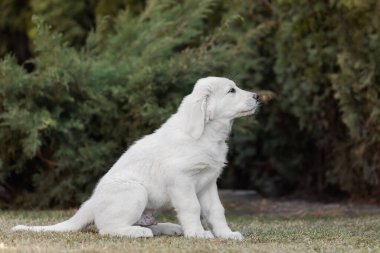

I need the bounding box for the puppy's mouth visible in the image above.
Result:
[236,107,256,117]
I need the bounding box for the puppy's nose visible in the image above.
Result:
[252,93,259,100]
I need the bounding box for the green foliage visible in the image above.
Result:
[274,0,380,196]
[0,0,379,208]
[0,0,271,207]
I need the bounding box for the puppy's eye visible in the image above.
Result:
[228,88,236,94]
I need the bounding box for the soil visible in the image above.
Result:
[219,190,380,215]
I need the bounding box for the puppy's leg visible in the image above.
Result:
[95,183,153,238]
[148,223,183,236]
[135,210,182,236]
[99,226,153,238]
[169,186,214,239]
[199,182,243,240]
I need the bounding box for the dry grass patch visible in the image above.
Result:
[0,210,379,253]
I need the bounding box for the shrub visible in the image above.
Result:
[273,0,380,196]
[0,0,379,208]
[0,0,276,207]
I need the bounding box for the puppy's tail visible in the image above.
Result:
[11,199,94,233]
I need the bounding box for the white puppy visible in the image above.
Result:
[12,77,259,240]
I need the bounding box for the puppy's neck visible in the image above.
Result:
[202,118,233,142]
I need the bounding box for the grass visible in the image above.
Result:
[0,210,379,253]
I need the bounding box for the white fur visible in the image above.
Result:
[12,77,258,240]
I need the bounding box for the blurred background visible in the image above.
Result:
[0,0,379,208]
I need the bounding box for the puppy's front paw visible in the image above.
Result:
[185,230,214,239]
[215,231,244,240]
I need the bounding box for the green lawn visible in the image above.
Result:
[1,210,379,253]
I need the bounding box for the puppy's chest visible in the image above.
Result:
[208,141,228,165]
[193,146,226,192]
[193,141,228,174]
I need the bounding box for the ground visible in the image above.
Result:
[1,191,380,253]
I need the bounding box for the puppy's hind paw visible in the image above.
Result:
[149,223,183,236]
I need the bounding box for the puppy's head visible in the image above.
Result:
[181,77,259,139]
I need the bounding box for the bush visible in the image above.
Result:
[0,0,274,207]
[0,0,379,208]
[273,0,380,196]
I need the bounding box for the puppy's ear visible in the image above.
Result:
[182,91,210,139]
